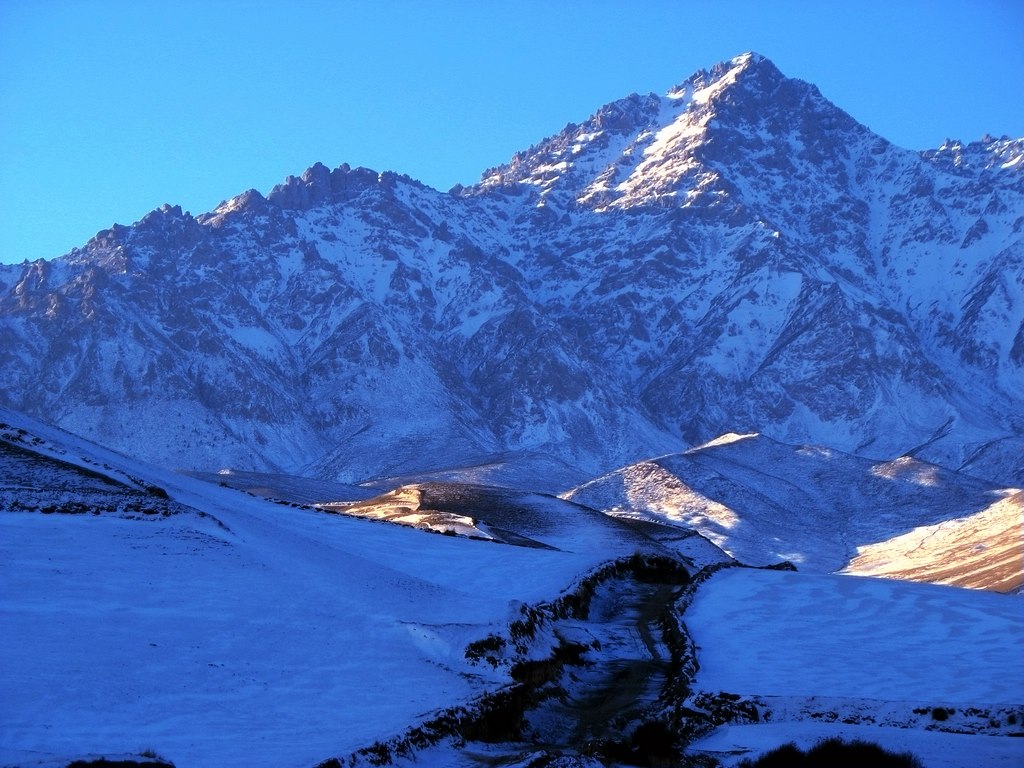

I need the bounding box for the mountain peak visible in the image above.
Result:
[667,51,785,104]
[725,50,771,71]
[709,50,772,81]
[471,52,836,212]
[735,50,766,64]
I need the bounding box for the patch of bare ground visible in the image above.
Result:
[842,490,1023,592]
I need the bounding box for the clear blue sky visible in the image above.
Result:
[2,0,1022,264]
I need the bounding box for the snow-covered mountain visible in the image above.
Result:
[1,52,1022,486]
[564,432,1022,592]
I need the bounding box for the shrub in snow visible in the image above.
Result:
[737,737,923,767]
[65,757,175,768]
[464,633,507,666]
[738,742,804,767]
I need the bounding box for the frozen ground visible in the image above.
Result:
[683,568,1024,766]
[0,409,668,768]
[3,406,1021,767]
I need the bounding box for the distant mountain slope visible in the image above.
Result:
[1,53,1021,484]
[841,488,1022,592]
[563,432,1022,592]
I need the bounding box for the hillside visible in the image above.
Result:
[3,407,1021,768]
[564,432,1022,592]
[0,406,703,766]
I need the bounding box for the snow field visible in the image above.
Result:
[0,464,638,768]
[683,567,1024,766]
[685,568,1023,703]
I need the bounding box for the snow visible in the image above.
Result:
[686,568,1023,703]
[1,507,491,767]
[0,410,663,767]
[1,405,1020,768]
[683,567,1024,766]
[690,432,760,450]
[226,323,284,355]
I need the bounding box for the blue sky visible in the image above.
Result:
[2,0,1022,264]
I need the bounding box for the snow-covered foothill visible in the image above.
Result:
[564,432,1023,592]
[0,409,674,767]
[841,489,1023,593]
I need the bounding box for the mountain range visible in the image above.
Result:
[1,52,1021,488]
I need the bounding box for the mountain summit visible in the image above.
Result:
[472,52,862,212]
[1,54,1021,486]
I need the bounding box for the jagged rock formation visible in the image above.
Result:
[1,53,1021,485]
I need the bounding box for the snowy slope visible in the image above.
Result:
[564,432,1022,591]
[0,409,682,767]
[2,417,1019,767]
[0,53,1021,485]
[683,568,1024,766]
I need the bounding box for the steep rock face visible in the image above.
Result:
[1,53,1021,485]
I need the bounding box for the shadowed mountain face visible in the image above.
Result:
[1,53,1021,485]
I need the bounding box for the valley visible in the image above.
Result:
[2,406,1021,766]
